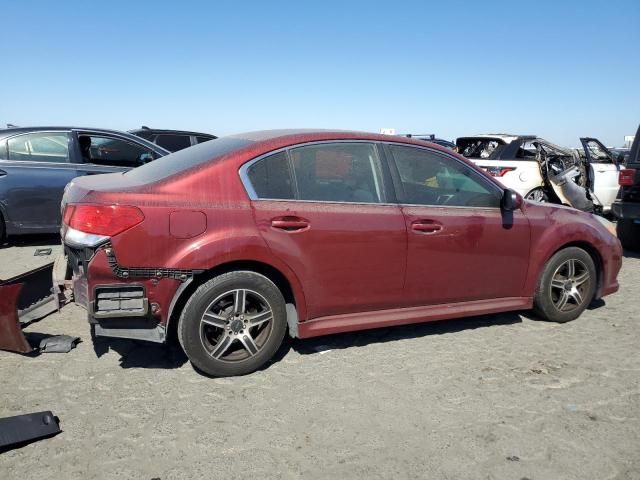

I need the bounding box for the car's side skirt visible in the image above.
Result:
[297,297,533,339]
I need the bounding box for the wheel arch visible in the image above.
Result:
[540,241,604,300]
[166,259,305,342]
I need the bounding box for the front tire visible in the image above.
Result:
[533,247,596,323]
[178,271,287,377]
[617,219,640,251]
[525,188,549,203]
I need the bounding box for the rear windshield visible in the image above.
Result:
[124,136,253,183]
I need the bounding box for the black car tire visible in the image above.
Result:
[533,247,596,323]
[0,214,5,245]
[617,219,640,251]
[525,188,549,203]
[178,271,287,377]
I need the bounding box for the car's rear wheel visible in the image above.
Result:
[525,188,549,203]
[617,219,640,251]
[533,247,596,323]
[178,271,287,377]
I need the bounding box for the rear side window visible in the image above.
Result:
[79,135,154,167]
[247,151,294,199]
[289,143,385,203]
[196,136,214,144]
[155,134,192,152]
[7,132,70,163]
[389,144,500,208]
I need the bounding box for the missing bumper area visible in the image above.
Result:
[93,285,148,318]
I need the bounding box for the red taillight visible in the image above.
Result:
[619,168,636,187]
[67,205,144,236]
[62,205,75,225]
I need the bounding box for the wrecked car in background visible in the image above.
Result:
[456,134,620,215]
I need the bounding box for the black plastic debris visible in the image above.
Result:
[0,411,61,452]
[33,248,53,256]
[38,335,80,353]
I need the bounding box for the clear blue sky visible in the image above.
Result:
[1,0,638,146]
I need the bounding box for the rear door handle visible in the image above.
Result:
[411,220,442,233]
[271,217,310,231]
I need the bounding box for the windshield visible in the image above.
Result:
[124,136,253,183]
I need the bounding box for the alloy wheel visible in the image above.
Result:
[199,289,274,362]
[549,258,591,312]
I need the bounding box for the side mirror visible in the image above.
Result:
[501,188,522,211]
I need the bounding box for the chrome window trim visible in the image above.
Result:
[239,139,506,210]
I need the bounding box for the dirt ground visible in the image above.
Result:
[1,235,639,480]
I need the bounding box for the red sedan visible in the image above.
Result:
[60,130,622,376]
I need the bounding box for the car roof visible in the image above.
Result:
[129,127,217,137]
[226,129,452,150]
[458,134,537,144]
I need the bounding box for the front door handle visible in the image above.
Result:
[411,220,442,233]
[271,216,310,232]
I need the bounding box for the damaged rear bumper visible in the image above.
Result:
[0,261,66,353]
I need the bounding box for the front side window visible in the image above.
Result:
[7,132,70,163]
[288,143,385,203]
[155,134,192,152]
[389,144,500,208]
[79,135,153,167]
[247,151,295,199]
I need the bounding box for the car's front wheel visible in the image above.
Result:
[533,247,596,323]
[525,188,549,203]
[178,271,287,376]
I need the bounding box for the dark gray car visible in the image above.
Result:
[0,127,169,240]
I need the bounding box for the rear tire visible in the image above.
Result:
[617,219,640,251]
[178,271,287,377]
[533,247,596,323]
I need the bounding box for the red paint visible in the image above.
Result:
[62,130,622,338]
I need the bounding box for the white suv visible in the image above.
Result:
[456,134,620,213]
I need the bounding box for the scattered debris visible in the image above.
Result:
[33,248,52,256]
[39,335,81,353]
[0,411,61,452]
[506,455,520,462]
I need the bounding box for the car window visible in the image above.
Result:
[6,132,70,163]
[584,140,613,163]
[155,134,192,152]
[79,135,153,167]
[247,151,295,199]
[289,143,385,203]
[389,144,500,208]
[196,136,213,144]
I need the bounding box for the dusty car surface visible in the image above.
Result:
[0,126,168,240]
[456,134,620,214]
[59,130,622,376]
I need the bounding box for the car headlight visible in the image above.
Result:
[593,215,617,237]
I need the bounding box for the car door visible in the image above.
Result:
[385,143,531,306]
[580,138,620,211]
[0,131,77,234]
[72,131,158,176]
[245,142,407,319]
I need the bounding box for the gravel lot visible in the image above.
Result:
[1,236,639,480]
